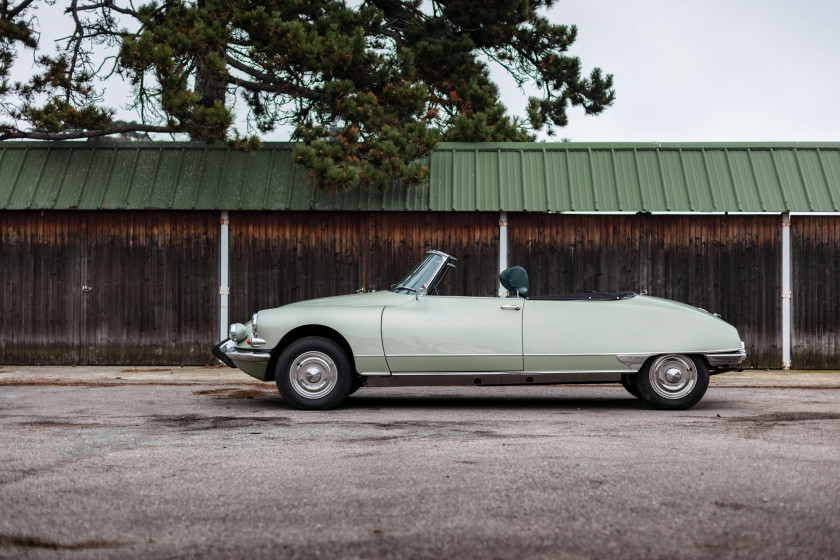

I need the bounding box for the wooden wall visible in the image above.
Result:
[229,212,365,321]
[1,212,85,364]
[366,212,499,297]
[2,210,837,368]
[229,212,498,321]
[508,214,782,368]
[792,216,840,369]
[0,211,218,365]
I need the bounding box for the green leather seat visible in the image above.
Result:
[500,266,529,297]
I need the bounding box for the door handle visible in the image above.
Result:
[500,304,521,310]
[82,285,93,292]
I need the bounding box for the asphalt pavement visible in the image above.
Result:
[1,366,839,559]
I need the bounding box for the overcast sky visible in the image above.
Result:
[9,0,840,143]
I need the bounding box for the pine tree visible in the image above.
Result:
[1,0,615,191]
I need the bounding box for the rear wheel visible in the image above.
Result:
[620,374,642,399]
[275,337,353,410]
[636,354,709,410]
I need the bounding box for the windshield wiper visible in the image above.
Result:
[393,284,418,294]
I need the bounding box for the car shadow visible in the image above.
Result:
[193,384,739,413]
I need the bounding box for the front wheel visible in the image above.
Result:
[275,337,353,410]
[636,354,709,410]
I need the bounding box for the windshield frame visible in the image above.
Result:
[393,250,456,296]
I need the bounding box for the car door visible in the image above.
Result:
[522,299,637,372]
[381,296,524,373]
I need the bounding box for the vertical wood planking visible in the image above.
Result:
[4,210,836,368]
[229,212,365,322]
[508,213,782,368]
[82,211,218,365]
[792,216,840,368]
[367,212,499,297]
[0,211,84,364]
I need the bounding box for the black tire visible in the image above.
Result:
[275,337,353,410]
[620,374,642,399]
[636,354,709,410]
[347,375,362,396]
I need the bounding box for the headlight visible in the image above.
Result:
[229,323,247,342]
[251,312,259,338]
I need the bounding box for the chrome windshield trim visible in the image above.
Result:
[427,250,456,260]
[419,253,453,296]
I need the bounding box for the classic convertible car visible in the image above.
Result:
[213,250,746,410]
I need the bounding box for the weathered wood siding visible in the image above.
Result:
[367,212,499,297]
[229,212,365,321]
[0,211,218,365]
[508,214,782,368]
[6,209,839,369]
[229,211,499,321]
[792,216,840,369]
[1,212,85,364]
[84,212,219,365]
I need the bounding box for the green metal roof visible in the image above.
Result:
[1,141,839,212]
[432,142,840,212]
[0,142,430,211]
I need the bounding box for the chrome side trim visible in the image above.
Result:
[528,348,745,358]
[359,371,391,376]
[364,371,623,387]
[387,353,521,358]
[615,354,651,370]
[390,370,630,376]
[616,348,748,370]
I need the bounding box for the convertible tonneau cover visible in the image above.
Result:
[529,291,636,301]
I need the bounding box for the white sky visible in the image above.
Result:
[8,0,840,142]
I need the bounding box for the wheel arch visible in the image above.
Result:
[637,353,710,373]
[266,325,356,382]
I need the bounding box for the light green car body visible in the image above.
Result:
[219,279,746,386]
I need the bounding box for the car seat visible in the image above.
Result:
[500,266,529,297]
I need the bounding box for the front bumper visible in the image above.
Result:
[212,338,272,368]
[705,349,748,367]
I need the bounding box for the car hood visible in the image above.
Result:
[277,290,416,310]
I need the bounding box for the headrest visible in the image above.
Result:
[500,266,529,297]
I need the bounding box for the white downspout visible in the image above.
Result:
[781,211,791,369]
[219,211,230,341]
[499,211,508,297]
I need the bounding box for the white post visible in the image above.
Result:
[219,211,230,341]
[781,212,791,369]
[499,211,508,297]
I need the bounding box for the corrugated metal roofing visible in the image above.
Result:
[431,142,840,212]
[1,141,839,211]
[0,142,430,211]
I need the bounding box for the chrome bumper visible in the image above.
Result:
[212,339,271,368]
[705,349,748,366]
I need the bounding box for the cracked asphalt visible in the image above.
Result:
[1,369,839,559]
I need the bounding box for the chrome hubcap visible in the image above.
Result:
[649,354,696,400]
[664,367,682,384]
[289,351,337,399]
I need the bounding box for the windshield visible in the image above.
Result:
[393,253,445,294]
